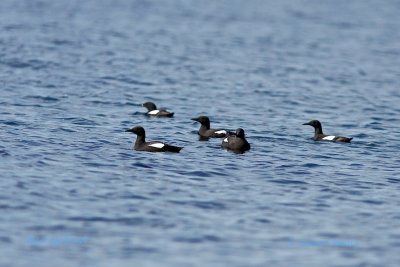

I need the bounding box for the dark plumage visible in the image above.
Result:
[126,126,182,152]
[222,128,250,152]
[191,116,229,138]
[142,102,174,117]
[302,120,353,143]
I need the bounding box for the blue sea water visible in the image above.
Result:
[1,0,400,266]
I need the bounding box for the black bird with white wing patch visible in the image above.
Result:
[126,126,183,152]
[191,116,230,138]
[302,120,353,143]
[222,128,250,152]
[142,102,174,117]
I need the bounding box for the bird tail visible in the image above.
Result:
[166,145,183,153]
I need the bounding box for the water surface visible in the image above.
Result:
[1,1,400,266]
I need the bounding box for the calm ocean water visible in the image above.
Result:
[1,0,400,266]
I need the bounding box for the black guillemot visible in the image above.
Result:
[222,128,250,152]
[142,102,174,117]
[191,116,230,138]
[126,126,183,152]
[302,120,353,143]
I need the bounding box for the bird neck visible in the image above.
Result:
[200,123,210,131]
[135,134,146,146]
[314,126,323,135]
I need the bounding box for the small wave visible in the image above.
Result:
[24,95,59,102]
[54,127,76,133]
[3,24,33,31]
[83,162,119,168]
[254,218,271,224]
[0,120,27,126]
[270,179,308,185]
[67,216,170,227]
[0,149,10,157]
[361,199,384,205]
[51,39,75,46]
[177,170,212,177]
[168,200,226,210]
[62,117,98,126]
[0,236,12,244]
[89,100,112,105]
[387,178,400,184]
[1,59,57,70]
[173,235,222,243]
[123,246,157,254]
[119,193,150,200]
[132,162,153,168]
[27,225,67,231]
[100,76,154,86]
[301,163,322,168]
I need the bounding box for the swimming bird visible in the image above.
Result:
[126,126,183,152]
[191,116,229,138]
[222,128,250,152]
[142,102,174,117]
[302,120,353,143]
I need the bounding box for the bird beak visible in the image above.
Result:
[302,122,311,125]
[191,117,199,122]
[125,129,133,132]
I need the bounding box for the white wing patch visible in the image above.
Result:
[148,110,160,115]
[149,143,165,148]
[223,138,228,143]
[322,135,336,141]
[215,130,227,135]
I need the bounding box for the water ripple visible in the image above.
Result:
[168,200,227,210]
[1,1,400,266]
